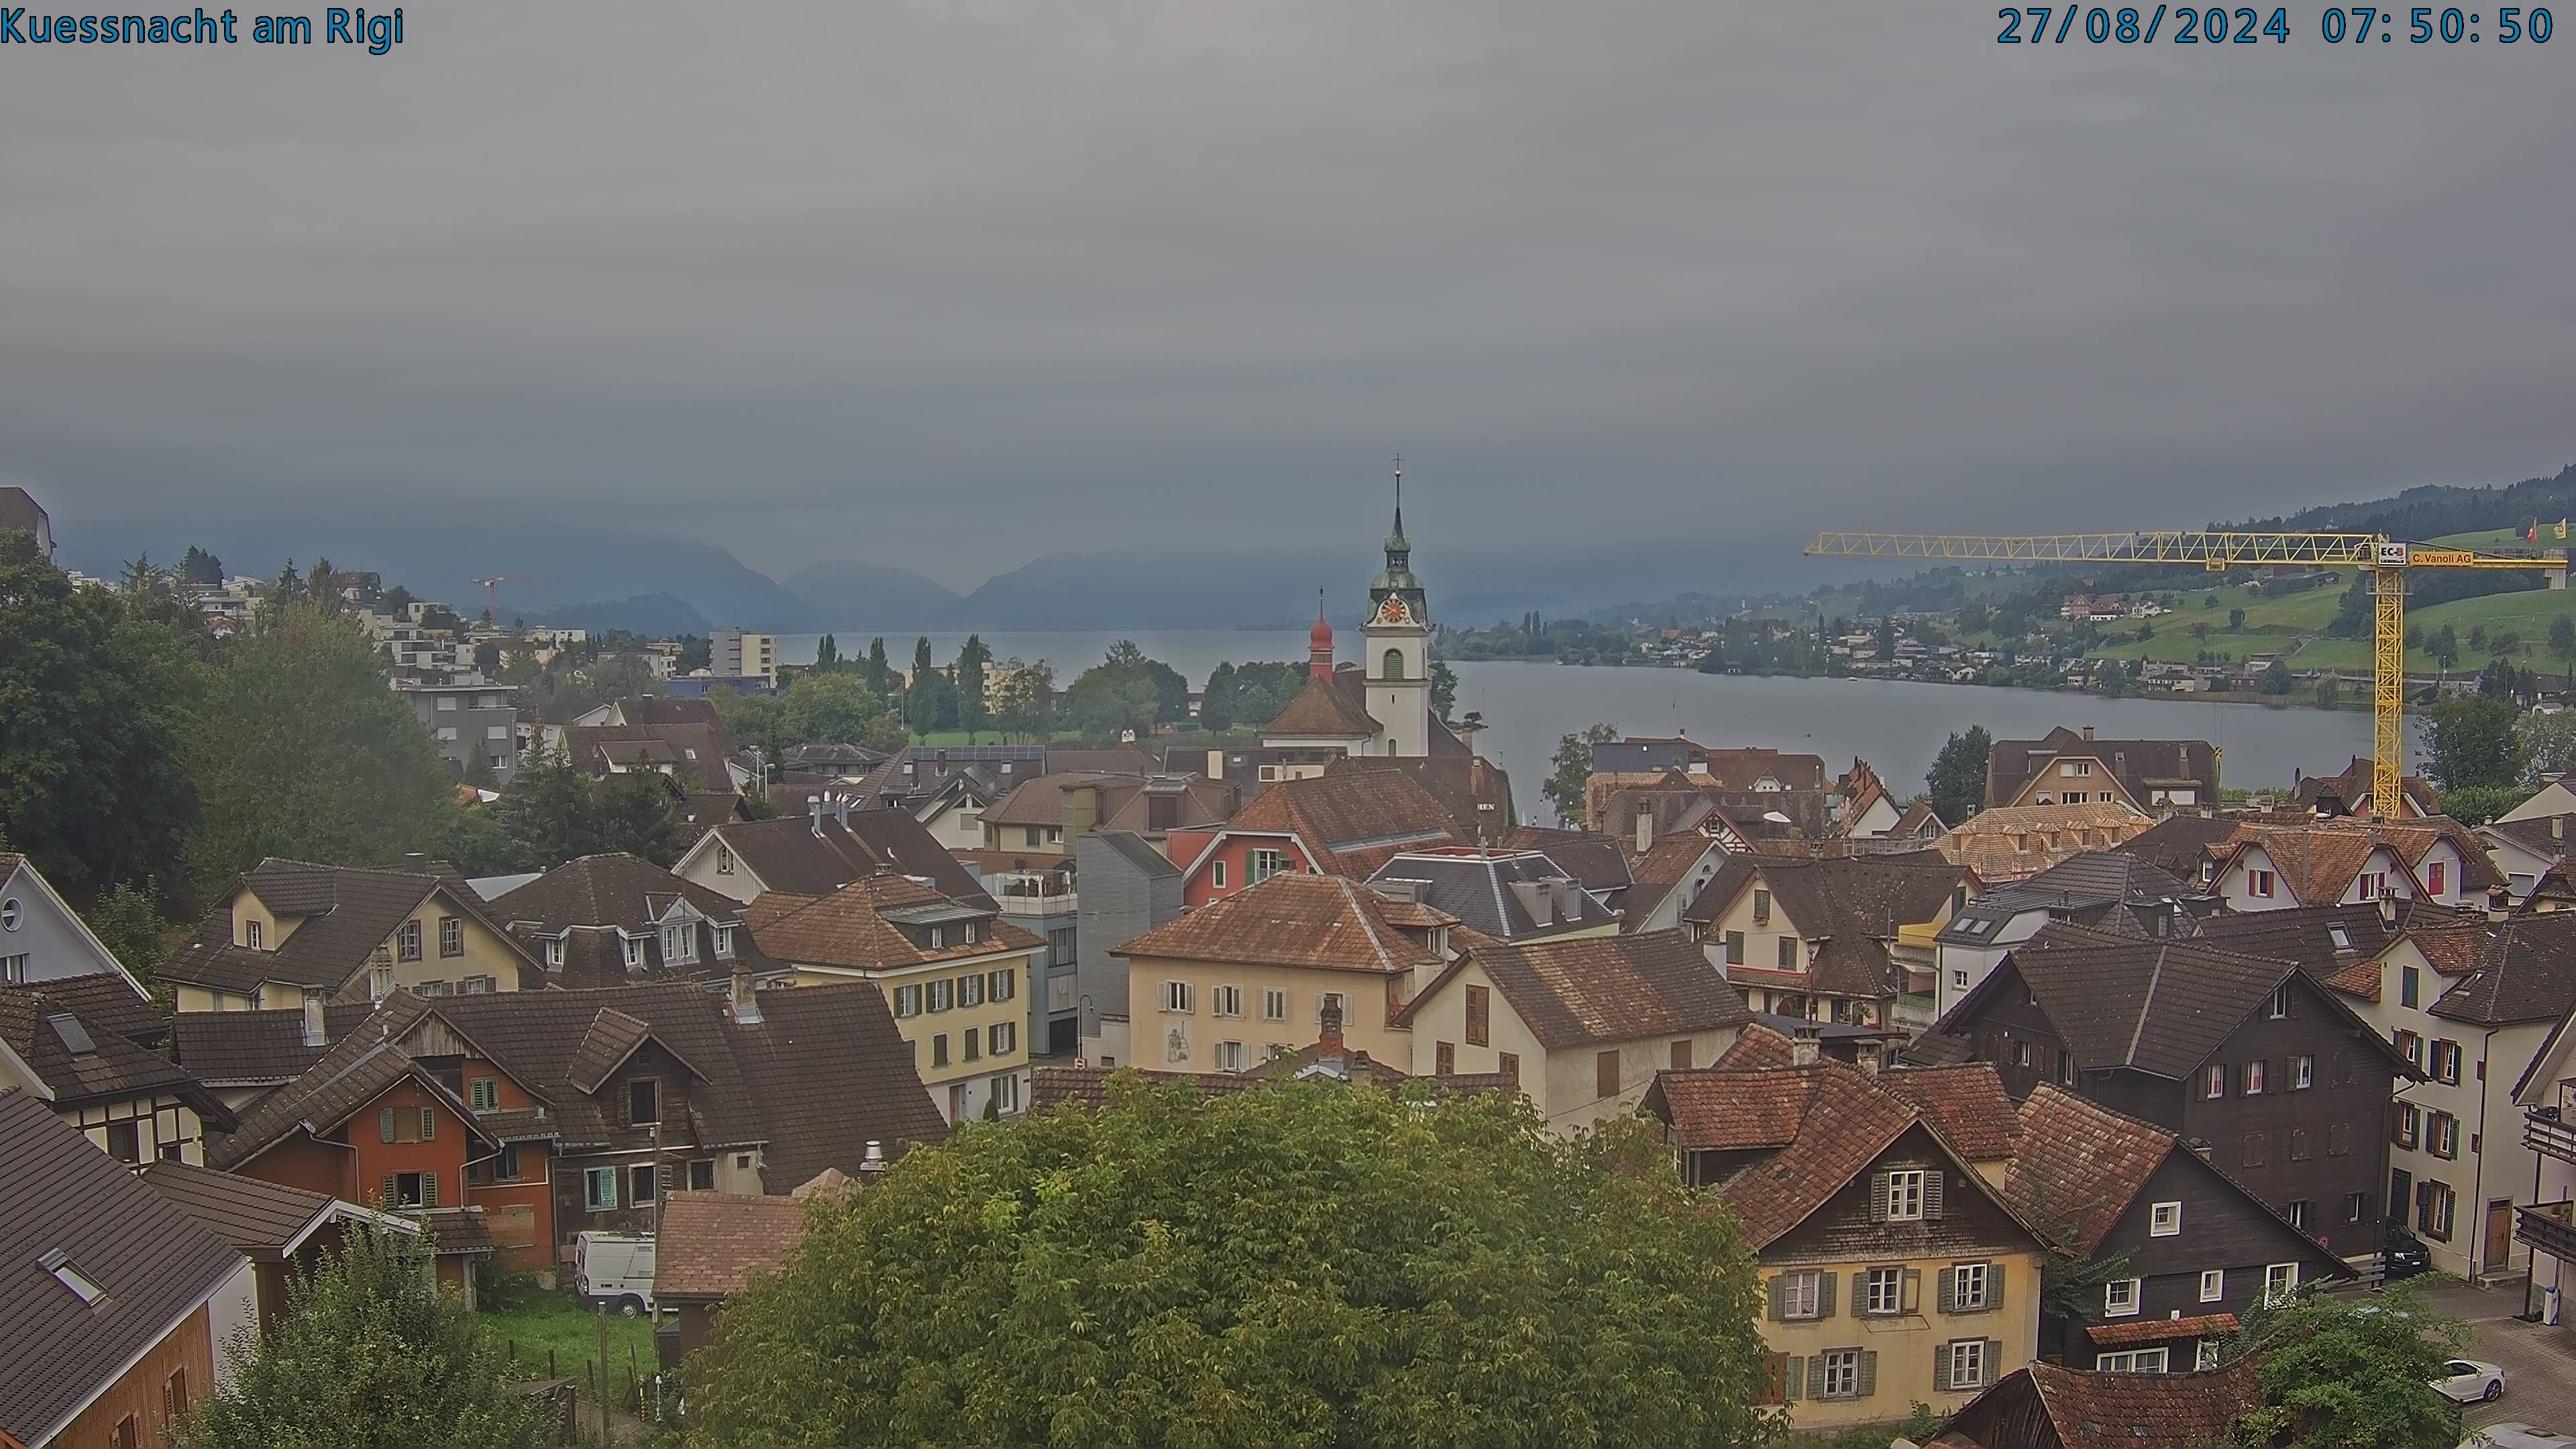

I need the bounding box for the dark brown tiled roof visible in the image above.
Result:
[1113,873,1446,975]
[161,858,539,998]
[1501,827,1633,894]
[211,1022,492,1172]
[0,1089,247,1449]
[1644,1060,1962,1249]
[702,812,997,908]
[1404,930,1750,1050]
[2428,910,2576,1026]
[137,1159,346,1262]
[167,1004,368,1086]
[1878,1063,2019,1162]
[564,722,737,794]
[0,984,221,1118]
[1031,1064,1265,1110]
[17,972,167,1045]
[1686,851,1978,999]
[655,1191,809,1300]
[2108,811,2241,883]
[491,853,749,933]
[564,1008,656,1093]
[1985,727,2220,810]
[747,875,1043,973]
[1218,769,1472,879]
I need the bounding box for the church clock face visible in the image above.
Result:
[1375,594,1412,625]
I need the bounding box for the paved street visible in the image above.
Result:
[2404,1278,2576,1437]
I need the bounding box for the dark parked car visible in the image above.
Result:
[2384,1224,2432,1281]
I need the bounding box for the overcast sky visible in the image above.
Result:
[4,1,2570,588]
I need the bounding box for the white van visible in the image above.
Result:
[574,1231,655,1315]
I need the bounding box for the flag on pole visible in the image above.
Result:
[2527,519,2541,542]
[2558,518,2568,540]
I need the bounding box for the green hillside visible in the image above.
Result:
[2085,529,2576,674]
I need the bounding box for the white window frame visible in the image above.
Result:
[2264,1263,2298,1305]
[893,983,922,1018]
[2199,1269,2224,1303]
[1819,1349,1860,1399]
[1161,980,1195,1014]
[545,937,566,970]
[1212,861,1228,889]
[961,973,985,1008]
[989,967,1018,1002]
[622,934,646,969]
[1263,988,1287,1022]
[1864,1266,1903,1316]
[1949,1263,1989,1311]
[2150,1201,2182,1236]
[1214,1040,1245,1072]
[1780,1270,1823,1320]
[991,1071,1020,1114]
[662,923,697,966]
[1884,1169,1925,1222]
[714,925,735,960]
[1250,849,1289,883]
[2196,1340,2221,1371]
[2292,1054,2314,1089]
[2096,1347,2167,1374]
[1318,990,1350,1026]
[1944,1338,1989,1391]
[928,977,954,1013]
[716,843,736,875]
[989,1020,1016,1055]
[2104,1277,2141,1318]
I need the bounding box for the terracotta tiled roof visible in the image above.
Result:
[1936,1358,2260,1449]
[2086,1311,2237,1346]
[1878,1063,2019,1162]
[1262,672,1383,738]
[1403,930,1750,1049]
[747,875,1043,973]
[2213,817,2503,907]
[1935,804,2155,883]
[2003,1085,2174,1256]
[1646,1061,1935,1249]
[1218,770,1470,878]
[1032,1064,1269,1110]
[1112,873,1446,975]
[653,1191,810,1301]
[1984,727,2220,810]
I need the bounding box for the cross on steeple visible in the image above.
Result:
[1393,455,1404,537]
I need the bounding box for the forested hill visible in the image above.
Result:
[2229,464,2576,541]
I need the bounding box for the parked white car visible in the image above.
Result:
[2434,1359,2508,1405]
[2460,1427,2576,1449]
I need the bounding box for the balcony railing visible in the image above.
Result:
[2516,1201,2576,1263]
[2526,1107,2576,1166]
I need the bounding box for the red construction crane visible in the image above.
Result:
[472,576,511,625]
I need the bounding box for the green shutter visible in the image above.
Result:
[423,1172,437,1208]
[1933,1342,1951,1392]
[1767,1275,1787,1322]
[1782,1356,1803,1401]
[1925,1169,1945,1220]
[1937,1267,1955,1314]
[380,1174,397,1208]
[1815,1271,1837,1318]
[1868,1169,1888,1222]
[1986,1339,2004,1383]
[380,1108,396,1142]
[1857,1350,1878,1398]
[1805,1356,1827,1399]
[420,1106,435,1141]
[1988,1261,2006,1309]
[1850,1271,1868,1316]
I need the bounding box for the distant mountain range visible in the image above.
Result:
[55,463,2574,637]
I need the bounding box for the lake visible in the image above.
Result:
[780,630,2385,816]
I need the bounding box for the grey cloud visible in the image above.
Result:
[2,1,2569,588]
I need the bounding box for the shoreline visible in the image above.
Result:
[1439,657,2363,715]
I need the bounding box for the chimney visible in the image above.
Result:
[2488,885,2512,924]
[729,962,763,1024]
[2557,816,2567,843]
[2186,1137,2214,1163]
[2082,724,2096,741]
[1856,1041,1882,1076]
[1509,879,1555,928]
[833,793,853,830]
[808,794,825,837]
[300,991,327,1049]
[1063,783,1103,840]
[1318,994,1344,1053]
[1635,809,1654,856]
[859,1140,886,1183]
[1790,1023,1821,1068]
[2377,892,2398,928]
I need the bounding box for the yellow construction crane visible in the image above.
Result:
[1804,530,2569,818]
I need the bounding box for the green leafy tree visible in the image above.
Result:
[2259,659,2295,696]
[816,633,841,671]
[494,747,605,869]
[680,1078,1772,1449]
[2522,708,2576,786]
[561,651,658,713]
[2314,676,2343,710]
[1541,722,1619,826]
[1200,661,1241,731]
[782,671,904,751]
[904,637,941,731]
[863,637,893,694]
[2431,625,2460,672]
[2226,1282,2464,1449]
[2436,784,2524,828]
[676,635,712,674]
[83,880,169,981]
[2424,693,2523,791]
[187,602,459,893]
[2553,614,2576,676]
[2227,607,2246,631]
[598,769,683,867]
[2469,623,2489,653]
[1925,726,1992,824]
[954,635,993,737]
[989,659,1056,741]
[1431,659,1460,723]
[177,1224,540,1449]
[1063,643,1188,740]
[0,533,203,894]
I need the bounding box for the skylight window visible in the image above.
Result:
[2328,926,2352,949]
[46,1013,95,1056]
[39,1248,106,1306]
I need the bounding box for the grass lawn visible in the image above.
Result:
[480,1292,656,1386]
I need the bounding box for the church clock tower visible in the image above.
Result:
[1362,464,1434,757]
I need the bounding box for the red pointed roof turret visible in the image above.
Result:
[1308,589,1334,680]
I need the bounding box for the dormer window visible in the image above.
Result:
[244,920,263,951]
[623,935,646,969]
[546,937,566,969]
[714,926,736,961]
[629,1079,660,1124]
[662,924,698,966]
